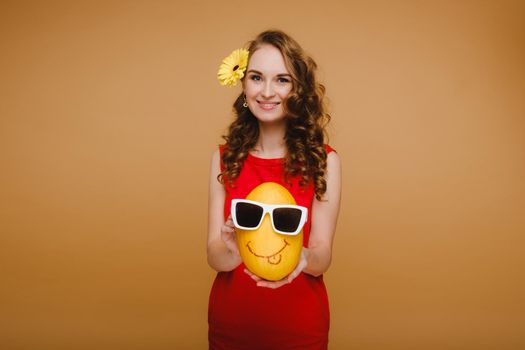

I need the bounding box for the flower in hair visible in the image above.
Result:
[217,48,249,87]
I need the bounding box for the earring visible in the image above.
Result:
[243,95,248,108]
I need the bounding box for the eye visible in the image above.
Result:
[250,74,261,81]
[278,77,290,83]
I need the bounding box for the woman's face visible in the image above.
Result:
[243,44,293,124]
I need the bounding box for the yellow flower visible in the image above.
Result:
[217,48,249,87]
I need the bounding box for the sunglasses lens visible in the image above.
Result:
[235,202,263,228]
[273,208,303,233]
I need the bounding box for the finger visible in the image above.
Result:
[257,280,287,289]
[287,271,300,283]
[229,243,240,254]
[257,275,289,288]
[221,225,235,234]
[244,269,262,282]
[287,271,298,283]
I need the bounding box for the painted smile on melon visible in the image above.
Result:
[246,240,290,265]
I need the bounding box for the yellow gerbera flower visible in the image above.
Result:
[217,48,249,87]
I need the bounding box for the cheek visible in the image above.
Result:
[243,82,259,97]
[278,85,293,98]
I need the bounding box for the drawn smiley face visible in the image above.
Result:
[234,182,304,281]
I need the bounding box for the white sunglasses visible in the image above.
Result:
[231,199,308,236]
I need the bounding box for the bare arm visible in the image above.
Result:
[207,149,242,272]
[303,151,342,276]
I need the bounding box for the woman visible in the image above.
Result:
[207,29,341,349]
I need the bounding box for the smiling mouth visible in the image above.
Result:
[257,101,280,110]
[246,240,290,265]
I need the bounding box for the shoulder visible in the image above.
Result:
[211,148,220,162]
[327,150,340,168]
[323,144,338,157]
[210,149,221,175]
[212,143,230,173]
[212,143,229,160]
[324,144,341,170]
[211,144,226,171]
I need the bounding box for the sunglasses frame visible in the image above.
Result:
[231,199,308,236]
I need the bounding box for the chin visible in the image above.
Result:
[250,108,285,122]
[254,115,286,124]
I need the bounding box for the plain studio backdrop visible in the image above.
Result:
[1,0,524,349]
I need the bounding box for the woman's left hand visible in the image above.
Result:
[244,248,309,289]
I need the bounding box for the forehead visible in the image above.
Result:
[248,44,289,75]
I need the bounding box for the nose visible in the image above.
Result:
[261,80,275,98]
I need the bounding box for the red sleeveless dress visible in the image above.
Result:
[208,145,334,350]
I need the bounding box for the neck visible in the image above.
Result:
[252,120,287,158]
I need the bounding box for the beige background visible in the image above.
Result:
[1,0,524,349]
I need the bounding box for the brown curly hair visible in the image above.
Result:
[218,29,331,200]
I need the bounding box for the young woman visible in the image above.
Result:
[207,29,341,349]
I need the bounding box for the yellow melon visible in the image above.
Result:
[236,182,304,281]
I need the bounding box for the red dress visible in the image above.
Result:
[208,145,334,350]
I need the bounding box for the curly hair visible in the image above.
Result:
[218,29,331,200]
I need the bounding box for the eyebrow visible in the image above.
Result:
[246,69,292,77]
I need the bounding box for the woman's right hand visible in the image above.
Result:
[221,215,240,258]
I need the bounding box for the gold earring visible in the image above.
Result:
[243,96,248,108]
